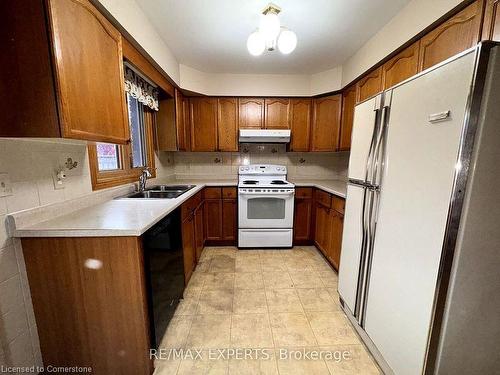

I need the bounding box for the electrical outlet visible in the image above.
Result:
[0,173,13,197]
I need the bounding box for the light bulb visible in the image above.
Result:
[260,12,281,41]
[278,29,297,54]
[247,31,265,56]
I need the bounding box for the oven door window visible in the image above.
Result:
[247,197,286,219]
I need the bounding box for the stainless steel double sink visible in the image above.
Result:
[121,185,195,199]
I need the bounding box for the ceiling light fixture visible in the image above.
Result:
[247,3,297,56]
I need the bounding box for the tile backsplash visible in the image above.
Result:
[173,144,349,181]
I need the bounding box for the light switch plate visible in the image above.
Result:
[0,173,13,197]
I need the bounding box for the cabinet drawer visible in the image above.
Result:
[332,196,345,215]
[295,187,313,199]
[222,187,237,199]
[204,187,222,199]
[315,189,331,208]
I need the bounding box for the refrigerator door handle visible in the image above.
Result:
[354,186,370,320]
[369,105,389,186]
[364,107,381,184]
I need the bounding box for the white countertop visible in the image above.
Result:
[9,179,346,238]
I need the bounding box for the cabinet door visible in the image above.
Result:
[222,199,237,241]
[205,199,223,240]
[182,215,196,284]
[194,203,205,262]
[190,97,218,151]
[293,198,312,243]
[217,98,238,151]
[483,0,500,41]
[175,89,187,151]
[47,0,129,144]
[328,211,344,271]
[339,85,357,151]
[264,98,290,129]
[382,41,420,90]
[290,99,312,151]
[314,203,328,255]
[311,95,342,152]
[356,67,383,103]
[239,98,264,129]
[418,1,482,71]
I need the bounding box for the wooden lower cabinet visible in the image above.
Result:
[312,190,345,271]
[204,187,237,244]
[21,237,153,375]
[204,199,223,240]
[293,188,313,243]
[194,201,205,261]
[182,211,196,284]
[222,199,237,241]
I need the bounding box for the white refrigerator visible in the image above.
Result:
[338,42,500,375]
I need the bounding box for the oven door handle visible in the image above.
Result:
[238,191,295,196]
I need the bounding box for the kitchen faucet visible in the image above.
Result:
[138,167,152,192]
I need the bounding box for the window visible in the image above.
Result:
[89,64,160,190]
[89,97,156,190]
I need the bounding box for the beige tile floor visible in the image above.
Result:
[154,246,381,375]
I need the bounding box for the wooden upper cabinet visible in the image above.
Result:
[174,89,188,151]
[356,67,383,103]
[217,98,238,152]
[289,99,312,151]
[482,0,500,41]
[339,85,357,151]
[311,95,342,152]
[264,98,291,129]
[418,1,482,71]
[382,41,420,90]
[239,98,264,129]
[190,97,218,151]
[48,0,129,144]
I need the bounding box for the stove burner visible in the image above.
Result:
[271,180,287,185]
[243,180,258,185]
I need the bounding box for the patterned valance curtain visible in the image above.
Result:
[124,64,159,111]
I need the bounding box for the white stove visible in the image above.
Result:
[238,165,295,248]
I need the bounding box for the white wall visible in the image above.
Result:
[99,0,465,95]
[97,0,181,84]
[341,0,463,85]
[180,65,315,96]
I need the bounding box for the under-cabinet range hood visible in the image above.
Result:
[239,129,291,143]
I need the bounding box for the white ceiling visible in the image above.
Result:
[136,0,412,75]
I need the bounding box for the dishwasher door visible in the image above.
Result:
[143,209,184,348]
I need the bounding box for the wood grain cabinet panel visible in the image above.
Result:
[182,212,196,283]
[356,67,383,103]
[264,98,291,129]
[0,1,60,137]
[174,89,190,151]
[48,0,130,144]
[314,202,331,256]
[382,41,420,90]
[328,211,344,271]
[204,199,223,240]
[222,199,237,241]
[217,98,239,151]
[239,98,264,129]
[21,237,152,374]
[194,202,205,262]
[482,0,500,41]
[190,97,218,151]
[294,196,313,243]
[311,95,342,152]
[339,85,357,151]
[289,99,312,151]
[418,1,482,71]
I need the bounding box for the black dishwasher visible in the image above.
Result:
[143,208,184,348]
